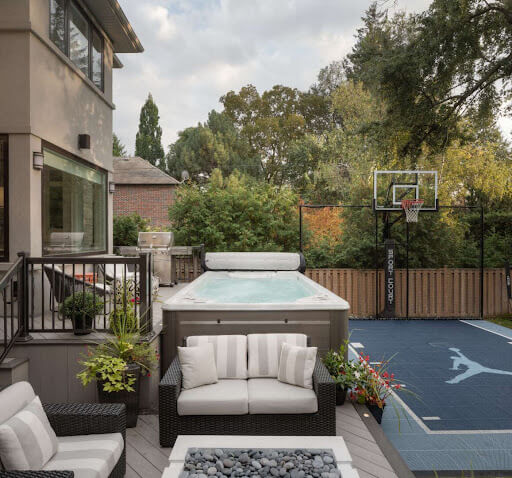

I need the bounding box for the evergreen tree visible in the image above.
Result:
[112,133,127,157]
[135,93,165,167]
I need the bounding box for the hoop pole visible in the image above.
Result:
[374,205,379,319]
[480,206,484,318]
[406,220,409,319]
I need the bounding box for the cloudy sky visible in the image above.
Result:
[113,0,511,155]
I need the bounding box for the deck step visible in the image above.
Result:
[0,356,29,388]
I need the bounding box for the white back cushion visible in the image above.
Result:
[0,381,36,425]
[186,335,248,379]
[247,333,308,378]
[0,395,58,470]
[178,344,218,390]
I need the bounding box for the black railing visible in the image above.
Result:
[0,254,25,362]
[24,253,154,335]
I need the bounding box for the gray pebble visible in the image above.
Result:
[252,461,262,470]
[240,454,250,464]
[322,457,333,465]
[284,462,294,470]
[208,467,217,475]
[215,450,224,458]
[270,468,279,477]
[216,461,225,471]
[223,459,235,468]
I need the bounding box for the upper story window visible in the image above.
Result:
[49,0,104,91]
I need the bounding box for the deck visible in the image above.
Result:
[126,404,404,478]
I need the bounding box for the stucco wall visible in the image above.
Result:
[114,184,177,228]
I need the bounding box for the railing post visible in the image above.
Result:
[139,251,153,336]
[16,252,32,342]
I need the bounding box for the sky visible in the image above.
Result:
[113,0,511,156]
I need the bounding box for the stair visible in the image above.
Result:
[0,357,29,388]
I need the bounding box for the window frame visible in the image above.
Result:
[49,0,104,92]
[41,141,108,257]
[0,135,9,263]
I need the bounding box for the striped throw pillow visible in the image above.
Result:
[247,333,308,378]
[186,335,247,379]
[277,342,317,389]
[0,395,58,470]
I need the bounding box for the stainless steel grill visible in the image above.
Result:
[138,232,174,286]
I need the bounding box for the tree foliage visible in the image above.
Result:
[169,170,299,252]
[112,133,127,157]
[135,93,165,167]
[113,214,148,247]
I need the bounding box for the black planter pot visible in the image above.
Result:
[366,403,385,424]
[335,385,347,405]
[70,315,94,335]
[97,363,141,427]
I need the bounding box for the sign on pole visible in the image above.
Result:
[383,239,396,317]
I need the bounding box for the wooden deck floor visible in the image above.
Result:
[127,404,400,478]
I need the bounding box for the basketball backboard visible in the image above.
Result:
[373,170,438,211]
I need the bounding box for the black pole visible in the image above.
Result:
[374,204,379,318]
[480,206,484,318]
[406,220,409,319]
[299,205,303,252]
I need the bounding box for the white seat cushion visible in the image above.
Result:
[43,433,123,478]
[247,334,308,378]
[248,378,318,414]
[186,335,248,379]
[177,380,248,416]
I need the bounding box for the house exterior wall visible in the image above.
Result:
[0,0,116,261]
[114,184,177,228]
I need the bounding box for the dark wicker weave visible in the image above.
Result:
[159,357,336,447]
[0,404,126,478]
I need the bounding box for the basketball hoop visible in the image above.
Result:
[401,199,424,223]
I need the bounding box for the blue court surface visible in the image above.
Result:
[348,319,512,474]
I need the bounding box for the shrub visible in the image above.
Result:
[113,214,148,247]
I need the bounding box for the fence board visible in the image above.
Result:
[306,268,510,318]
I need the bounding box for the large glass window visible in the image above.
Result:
[49,0,104,91]
[49,0,66,53]
[0,136,8,261]
[43,148,106,255]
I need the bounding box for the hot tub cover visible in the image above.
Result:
[203,252,305,272]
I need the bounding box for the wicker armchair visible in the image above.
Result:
[0,403,126,478]
[159,356,336,447]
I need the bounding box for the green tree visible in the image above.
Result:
[135,93,165,167]
[165,111,260,181]
[112,133,127,157]
[169,169,299,252]
[113,214,148,247]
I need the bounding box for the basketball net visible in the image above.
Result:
[401,199,424,223]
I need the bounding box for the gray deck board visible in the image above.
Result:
[126,403,400,478]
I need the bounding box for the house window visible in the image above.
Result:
[43,148,106,255]
[49,0,104,91]
[0,136,8,261]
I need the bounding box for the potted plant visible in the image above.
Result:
[60,291,103,335]
[323,339,359,405]
[349,352,403,424]
[108,279,139,332]
[77,315,157,427]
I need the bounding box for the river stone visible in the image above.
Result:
[208,467,217,475]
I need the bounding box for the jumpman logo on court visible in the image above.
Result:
[446,348,512,384]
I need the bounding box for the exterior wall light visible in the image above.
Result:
[33,151,44,170]
[109,181,116,193]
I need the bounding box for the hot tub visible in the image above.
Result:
[161,253,350,370]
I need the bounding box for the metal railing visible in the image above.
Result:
[24,253,153,335]
[0,254,25,362]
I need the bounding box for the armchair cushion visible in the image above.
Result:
[43,433,123,478]
[247,334,308,378]
[186,335,248,379]
[177,380,248,416]
[0,396,58,470]
[247,378,318,414]
[277,343,317,389]
[178,344,218,390]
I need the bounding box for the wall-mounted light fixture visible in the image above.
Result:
[109,181,116,193]
[33,151,44,170]
[78,134,90,149]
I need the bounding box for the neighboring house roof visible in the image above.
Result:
[84,0,143,53]
[113,157,180,185]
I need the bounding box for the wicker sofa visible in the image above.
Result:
[0,382,126,478]
[159,334,336,447]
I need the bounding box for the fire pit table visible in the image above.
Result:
[162,436,359,478]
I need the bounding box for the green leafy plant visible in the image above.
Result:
[323,339,360,390]
[77,314,158,393]
[108,279,139,331]
[60,292,103,330]
[113,214,148,247]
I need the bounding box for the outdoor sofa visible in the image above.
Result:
[0,382,126,478]
[159,333,336,447]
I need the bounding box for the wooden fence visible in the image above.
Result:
[306,268,511,318]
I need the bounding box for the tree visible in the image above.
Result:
[346,1,512,156]
[113,214,148,247]
[169,169,299,252]
[112,133,127,157]
[135,93,165,167]
[165,111,260,181]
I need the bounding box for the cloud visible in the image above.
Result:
[113,0,433,155]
